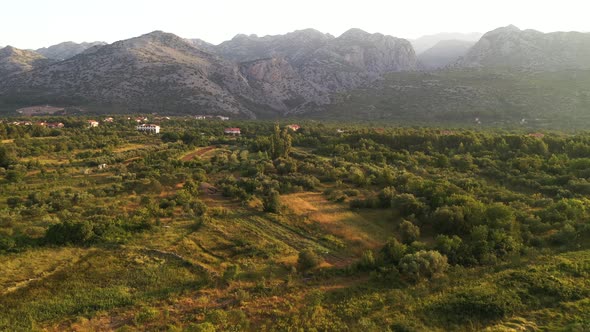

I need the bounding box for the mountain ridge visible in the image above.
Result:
[0,28,418,117]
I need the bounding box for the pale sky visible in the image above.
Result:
[1,0,588,49]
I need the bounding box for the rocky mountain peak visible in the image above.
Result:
[457,26,590,69]
[339,28,373,40]
[0,46,17,56]
[0,45,50,77]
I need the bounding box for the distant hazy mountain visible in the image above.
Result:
[418,40,475,69]
[36,41,107,60]
[412,32,482,54]
[457,25,590,69]
[0,46,53,77]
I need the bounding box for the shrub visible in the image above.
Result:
[399,220,420,244]
[44,220,95,245]
[399,250,448,281]
[432,286,522,324]
[298,248,321,271]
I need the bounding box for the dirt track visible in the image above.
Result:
[180,146,216,161]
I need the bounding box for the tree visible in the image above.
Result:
[270,124,292,159]
[44,220,95,245]
[262,189,281,213]
[432,205,468,235]
[380,237,407,265]
[399,220,420,244]
[435,235,463,264]
[399,250,448,281]
[0,145,16,168]
[298,248,321,271]
[392,193,427,217]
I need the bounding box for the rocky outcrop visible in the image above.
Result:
[457,25,590,69]
[216,28,417,113]
[36,41,107,60]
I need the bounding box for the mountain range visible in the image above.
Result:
[0,25,589,123]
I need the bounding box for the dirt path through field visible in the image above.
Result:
[180,146,216,161]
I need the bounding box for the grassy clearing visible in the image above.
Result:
[179,146,217,161]
[0,248,208,331]
[283,192,396,255]
[112,143,148,153]
[0,248,90,295]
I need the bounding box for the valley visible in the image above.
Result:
[0,118,589,330]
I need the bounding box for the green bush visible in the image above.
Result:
[431,286,522,324]
[298,249,322,271]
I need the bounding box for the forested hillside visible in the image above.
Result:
[317,69,590,127]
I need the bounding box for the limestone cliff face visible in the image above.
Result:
[239,57,330,111]
[216,28,417,113]
[457,25,590,69]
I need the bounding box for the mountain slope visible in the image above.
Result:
[457,25,590,69]
[0,31,259,117]
[0,46,53,78]
[313,69,590,127]
[418,40,475,69]
[36,41,107,60]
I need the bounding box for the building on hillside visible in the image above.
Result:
[135,117,148,123]
[137,124,160,134]
[87,120,99,128]
[45,122,64,129]
[104,117,114,123]
[217,115,230,121]
[224,127,241,135]
[287,124,301,131]
[13,121,32,126]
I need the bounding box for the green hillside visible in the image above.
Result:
[315,69,590,128]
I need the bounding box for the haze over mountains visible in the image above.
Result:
[36,41,107,60]
[0,25,589,123]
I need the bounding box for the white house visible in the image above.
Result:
[224,127,241,135]
[87,120,99,128]
[137,124,160,134]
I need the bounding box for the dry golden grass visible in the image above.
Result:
[282,192,396,254]
[112,143,147,153]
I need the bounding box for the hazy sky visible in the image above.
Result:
[1,0,588,49]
